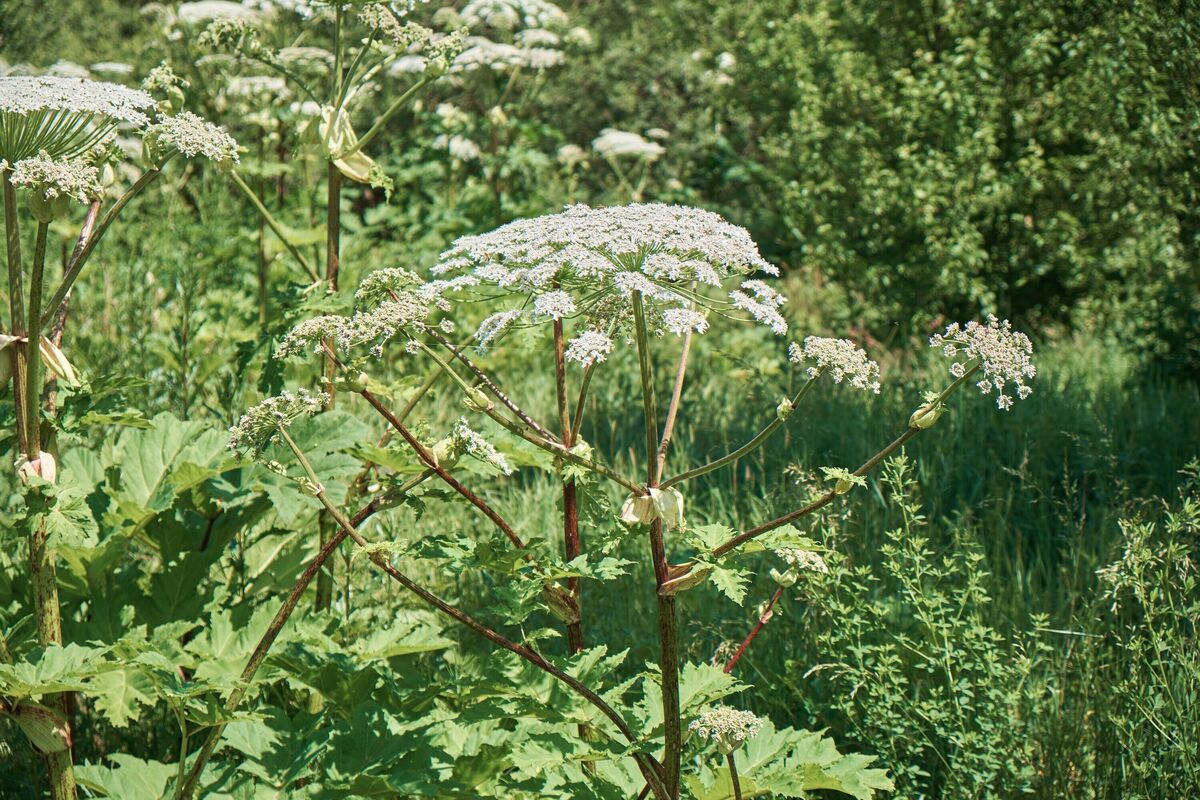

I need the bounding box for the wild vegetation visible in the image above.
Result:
[0,1,1197,799]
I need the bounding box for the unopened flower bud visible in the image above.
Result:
[333,370,369,393]
[542,581,580,624]
[659,563,712,596]
[463,386,493,411]
[769,567,797,588]
[429,435,461,468]
[909,402,943,430]
[834,477,855,495]
[17,451,57,486]
[776,396,794,420]
[28,190,70,223]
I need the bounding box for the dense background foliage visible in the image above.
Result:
[1,1,1198,798]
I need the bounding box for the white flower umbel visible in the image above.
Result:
[431,203,784,363]
[144,111,239,166]
[10,151,103,205]
[177,1,265,25]
[592,128,665,160]
[228,388,327,457]
[461,0,569,31]
[930,315,1036,410]
[774,547,829,574]
[789,337,881,393]
[452,418,513,475]
[0,75,155,161]
[688,707,764,755]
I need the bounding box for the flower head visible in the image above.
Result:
[9,151,103,205]
[431,203,783,362]
[930,315,1035,410]
[592,128,664,160]
[774,547,828,574]
[228,389,326,457]
[688,707,764,754]
[177,1,265,25]
[789,337,881,393]
[451,418,513,474]
[144,111,239,166]
[0,76,155,160]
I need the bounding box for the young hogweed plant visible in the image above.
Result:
[0,71,236,800]
[217,201,1035,799]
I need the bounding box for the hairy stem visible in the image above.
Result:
[428,329,557,441]
[724,586,785,674]
[632,294,681,798]
[727,753,743,800]
[280,431,668,798]
[553,319,584,654]
[358,388,526,548]
[315,161,343,612]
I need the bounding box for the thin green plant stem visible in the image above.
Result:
[177,487,403,800]
[276,430,669,800]
[660,371,821,490]
[229,169,318,281]
[39,163,168,328]
[655,328,693,478]
[427,329,557,441]
[339,76,432,157]
[711,366,981,558]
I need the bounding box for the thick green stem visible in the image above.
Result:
[632,294,681,798]
[4,171,28,442]
[26,222,48,450]
[727,753,743,800]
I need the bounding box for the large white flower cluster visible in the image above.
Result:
[429,203,784,365]
[789,337,881,393]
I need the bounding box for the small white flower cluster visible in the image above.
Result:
[452,36,564,72]
[688,707,764,754]
[460,0,568,31]
[434,133,482,162]
[279,268,450,360]
[177,1,264,25]
[930,315,1035,410]
[774,547,829,574]
[145,112,239,165]
[789,337,882,393]
[452,418,513,474]
[227,388,327,456]
[9,151,103,204]
[431,203,783,363]
[0,75,155,126]
[142,63,189,95]
[563,329,614,367]
[592,128,665,160]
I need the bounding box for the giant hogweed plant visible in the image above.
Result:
[181,0,578,611]
[0,73,237,798]
[209,202,1037,798]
